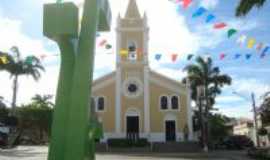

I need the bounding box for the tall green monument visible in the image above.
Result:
[43,0,111,159]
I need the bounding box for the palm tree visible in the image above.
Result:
[236,0,267,16]
[183,56,231,150]
[0,46,45,114]
[31,94,54,108]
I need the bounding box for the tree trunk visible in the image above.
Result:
[11,75,18,115]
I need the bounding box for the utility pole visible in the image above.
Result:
[251,93,260,147]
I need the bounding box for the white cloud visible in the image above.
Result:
[200,0,219,9]
[216,95,244,103]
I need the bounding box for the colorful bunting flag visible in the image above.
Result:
[155,54,162,61]
[25,56,35,65]
[40,54,47,60]
[172,54,178,62]
[187,54,194,60]
[220,53,226,60]
[256,43,264,52]
[206,14,215,23]
[246,54,252,60]
[247,38,256,49]
[234,54,241,59]
[182,0,192,9]
[0,56,8,64]
[105,44,112,49]
[237,35,247,46]
[261,46,269,55]
[98,39,107,47]
[120,49,128,56]
[228,29,237,38]
[192,7,207,18]
[214,23,227,29]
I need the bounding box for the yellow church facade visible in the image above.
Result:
[92,0,194,142]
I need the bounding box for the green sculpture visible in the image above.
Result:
[43,0,111,159]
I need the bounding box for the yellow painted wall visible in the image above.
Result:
[92,81,116,133]
[149,82,188,133]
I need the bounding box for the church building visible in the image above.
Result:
[92,0,194,142]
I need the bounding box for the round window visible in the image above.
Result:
[122,78,143,98]
[128,84,138,93]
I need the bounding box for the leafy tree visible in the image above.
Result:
[259,92,270,126]
[16,95,53,143]
[236,0,267,16]
[0,47,45,114]
[183,56,231,148]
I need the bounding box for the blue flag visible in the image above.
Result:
[246,54,252,60]
[155,54,162,61]
[234,54,241,59]
[206,14,215,23]
[261,46,269,55]
[192,7,207,18]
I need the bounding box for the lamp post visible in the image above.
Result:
[197,85,208,152]
[232,91,260,147]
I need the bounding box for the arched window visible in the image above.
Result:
[128,41,137,61]
[160,96,168,110]
[171,96,179,110]
[97,97,105,111]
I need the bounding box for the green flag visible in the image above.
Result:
[228,29,237,38]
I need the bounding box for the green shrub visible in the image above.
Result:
[107,138,150,148]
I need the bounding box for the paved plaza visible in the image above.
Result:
[0,146,252,160]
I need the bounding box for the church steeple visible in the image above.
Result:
[125,0,141,19]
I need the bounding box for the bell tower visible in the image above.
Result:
[115,0,150,137]
[116,0,149,66]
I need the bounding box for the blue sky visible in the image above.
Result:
[0,0,269,118]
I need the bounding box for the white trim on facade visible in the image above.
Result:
[115,67,122,133]
[144,67,150,135]
[186,80,194,141]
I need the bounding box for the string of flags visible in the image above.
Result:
[169,0,269,58]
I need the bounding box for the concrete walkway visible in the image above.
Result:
[0,146,253,160]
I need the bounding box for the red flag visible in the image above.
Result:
[256,43,263,52]
[182,0,192,9]
[214,23,227,29]
[172,54,178,62]
[40,54,47,60]
[220,53,226,60]
[98,39,107,47]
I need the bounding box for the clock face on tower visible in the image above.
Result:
[122,78,143,98]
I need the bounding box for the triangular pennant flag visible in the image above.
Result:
[182,0,192,9]
[120,49,128,56]
[155,54,162,61]
[192,7,207,18]
[214,23,227,29]
[137,48,143,56]
[0,56,8,64]
[172,54,178,62]
[228,29,237,38]
[187,54,194,60]
[245,54,252,60]
[98,39,107,47]
[220,53,226,60]
[234,54,241,59]
[25,56,35,65]
[260,53,266,58]
[261,46,269,55]
[256,43,264,52]
[40,54,47,60]
[247,38,256,49]
[206,14,215,23]
[105,44,112,49]
[237,35,247,46]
